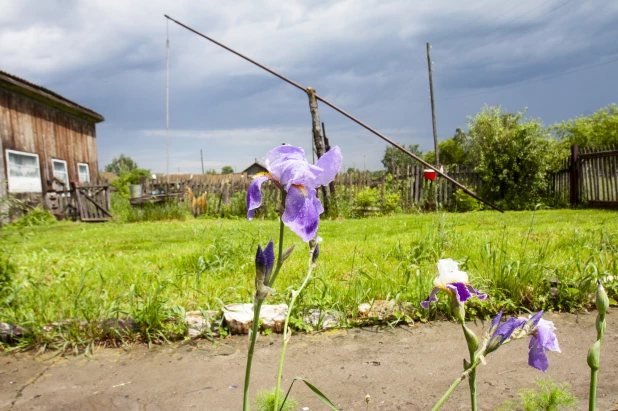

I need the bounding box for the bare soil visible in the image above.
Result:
[1,310,617,411]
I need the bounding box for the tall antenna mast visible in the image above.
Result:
[166,19,170,176]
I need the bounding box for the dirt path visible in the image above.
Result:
[1,310,617,411]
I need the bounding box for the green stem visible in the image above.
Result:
[432,361,480,411]
[243,208,286,411]
[273,245,317,411]
[243,298,264,411]
[589,369,597,411]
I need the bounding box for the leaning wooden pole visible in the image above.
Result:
[164,15,504,213]
[307,88,331,213]
[426,42,440,166]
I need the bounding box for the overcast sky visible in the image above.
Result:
[2,0,617,173]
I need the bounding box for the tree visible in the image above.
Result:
[424,129,469,166]
[551,104,618,148]
[221,165,234,174]
[381,144,424,173]
[205,168,217,175]
[467,105,562,210]
[105,154,138,175]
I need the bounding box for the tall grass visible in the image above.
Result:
[1,209,616,352]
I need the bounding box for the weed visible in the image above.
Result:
[495,377,578,411]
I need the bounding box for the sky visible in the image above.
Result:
[1,0,617,173]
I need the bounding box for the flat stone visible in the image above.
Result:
[185,310,218,338]
[223,303,288,335]
[304,309,341,330]
[358,300,414,322]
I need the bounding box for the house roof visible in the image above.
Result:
[241,161,268,174]
[0,70,105,124]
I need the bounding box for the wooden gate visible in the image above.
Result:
[571,145,618,208]
[72,183,112,222]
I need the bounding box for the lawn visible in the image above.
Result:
[1,209,617,351]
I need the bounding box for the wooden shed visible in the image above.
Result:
[0,70,104,202]
[241,160,267,177]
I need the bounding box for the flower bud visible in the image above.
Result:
[587,340,601,371]
[451,297,466,324]
[463,325,479,352]
[596,280,609,318]
[312,245,320,264]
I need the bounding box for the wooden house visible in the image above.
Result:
[241,159,267,177]
[0,70,104,202]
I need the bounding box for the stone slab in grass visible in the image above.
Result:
[185,310,219,338]
[222,303,288,335]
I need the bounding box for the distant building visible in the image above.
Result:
[0,70,104,199]
[242,159,268,177]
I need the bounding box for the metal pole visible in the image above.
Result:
[200,149,204,174]
[166,20,170,178]
[163,15,502,213]
[426,42,439,167]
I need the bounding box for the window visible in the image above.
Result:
[6,150,42,193]
[52,159,68,185]
[78,163,90,183]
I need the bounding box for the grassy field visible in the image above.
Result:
[1,209,617,352]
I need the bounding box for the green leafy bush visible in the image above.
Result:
[452,189,481,212]
[254,389,298,411]
[110,168,152,198]
[8,205,57,228]
[496,378,578,411]
[551,103,618,148]
[356,187,378,208]
[382,193,400,214]
[467,106,564,210]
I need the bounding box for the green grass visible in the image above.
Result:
[1,209,617,352]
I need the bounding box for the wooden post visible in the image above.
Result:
[570,145,579,206]
[200,149,205,174]
[426,43,440,167]
[307,87,331,213]
[0,135,7,225]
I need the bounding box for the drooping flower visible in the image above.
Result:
[421,259,487,309]
[485,311,527,354]
[246,145,342,242]
[528,317,561,372]
[255,240,275,299]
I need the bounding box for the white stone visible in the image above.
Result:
[223,303,288,335]
[185,310,218,338]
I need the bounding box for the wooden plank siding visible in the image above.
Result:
[0,86,100,194]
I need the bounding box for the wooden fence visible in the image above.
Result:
[548,145,618,208]
[135,165,480,216]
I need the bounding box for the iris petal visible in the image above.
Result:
[528,342,550,372]
[282,185,307,223]
[447,282,472,303]
[421,287,441,309]
[283,189,320,242]
[315,146,343,186]
[465,284,488,300]
[246,175,271,219]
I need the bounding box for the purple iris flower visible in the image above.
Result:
[247,145,342,242]
[485,311,527,354]
[528,317,561,372]
[421,259,487,309]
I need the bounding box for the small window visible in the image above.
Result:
[6,150,42,193]
[78,163,90,183]
[52,159,68,185]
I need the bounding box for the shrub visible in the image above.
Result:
[382,193,400,214]
[467,106,564,210]
[254,389,298,411]
[496,377,578,411]
[110,168,152,198]
[356,187,378,208]
[452,189,481,212]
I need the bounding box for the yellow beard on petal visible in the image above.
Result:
[292,184,308,196]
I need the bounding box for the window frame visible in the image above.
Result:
[52,158,69,186]
[5,149,42,193]
[77,162,90,183]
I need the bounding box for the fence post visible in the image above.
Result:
[570,145,580,206]
[306,87,331,214]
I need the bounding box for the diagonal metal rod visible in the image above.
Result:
[164,14,504,213]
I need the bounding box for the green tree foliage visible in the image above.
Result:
[105,154,138,175]
[467,105,563,210]
[551,103,618,148]
[381,144,424,173]
[424,128,469,166]
[221,165,234,174]
[205,168,217,175]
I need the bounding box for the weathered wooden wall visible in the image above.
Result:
[0,88,98,193]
